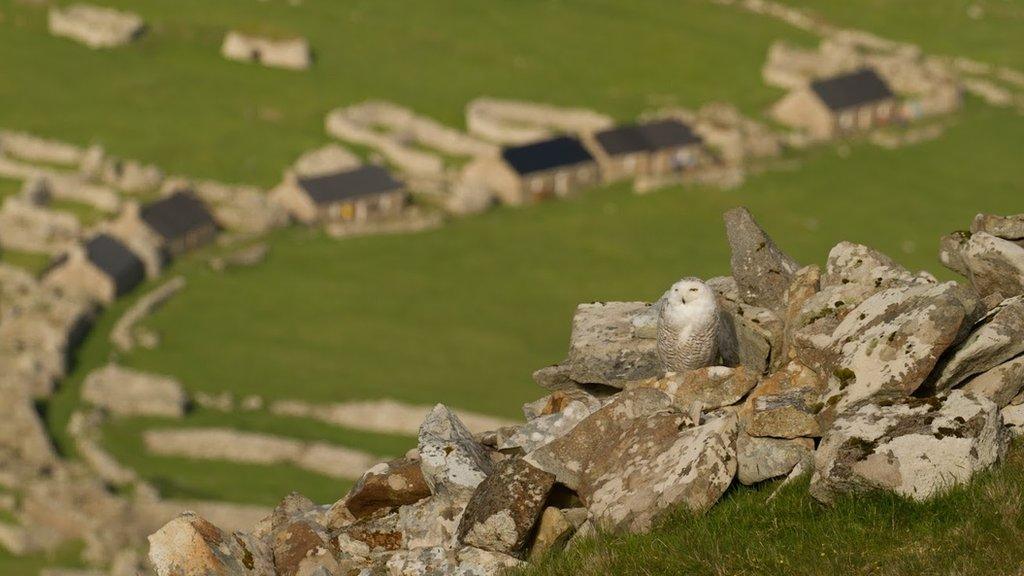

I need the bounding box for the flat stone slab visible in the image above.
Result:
[564,302,660,387]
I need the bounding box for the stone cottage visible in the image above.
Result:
[137,191,219,257]
[771,68,898,139]
[474,136,600,205]
[587,119,705,182]
[271,165,408,225]
[43,234,146,304]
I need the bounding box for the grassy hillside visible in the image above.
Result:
[0,0,803,185]
[523,442,1024,576]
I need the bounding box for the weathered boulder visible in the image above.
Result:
[457,458,555,556]
[939,231,972,277]
[580,412,737,533]
[629,365,758,412]
[340,495,463,554]
[527,507,586,560]
[418,405,493,500]
[530,364,576,391]
[779,265,822,362]
[741,361,824,438]
[928,296,1024,391]
[821,241,927,291]
[497,392,603,453]
[718,301,783,374]
[810,391,1007,503]
[343,457,432,520]
[957,232,1024,301]
[963,355,1024,407]
[822,282,979,412]
[454,546,525,575]
[148,512,254,576]
[524,388,674,490]
[564,302,660,386]
[272,520,337,576]
[736,426,814,485]
[971,213,1024,242]
[723,207,799,310]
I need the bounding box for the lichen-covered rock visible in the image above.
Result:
[741,361,824,438]
[272,520,337,576]
[527,507,585,560]
[940,231,973,277]
[148,512,251,576]
[454,546,525,575]
[736,429,814,485]
[823,282,979,412]
[718,301,783,374]
[630,365,758,412]
[963,355,1024,407]
[524,388,674,490]
[929,296,1024,391]
[580,412,737,533]
[957,232,1024,301]
[821,241,928,291]
[457,458,555,556]
[780,265,822,363]
[723,207,800,311]
[497,393,603,453]
[418,405,493,500]
[971,213,1024,242]
[383,546,458,576]
[564,302,660,386]
[343,457,432,520]
[810,391,1007,503]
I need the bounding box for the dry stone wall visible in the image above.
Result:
[147,208,1024,576]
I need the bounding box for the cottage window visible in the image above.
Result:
[839,111,856,130]
[530,178,544,194]
[555,172,570,195]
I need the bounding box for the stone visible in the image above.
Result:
[719,302,783,374]
[810,391,1008,503]
[963,355,1024,408]
[497,393,603,453]
[383,546,458,575]
[148,512,249,576]
[959,232,1024,301]
[524,388,674,490]
[564,302,660,387]
[741,361,824,438]
[454,546,525,575]
[272,520,337,576]
[630,365,758,411]
[522,389,603,421]
[81,364,187,418]
[528,507,578,560]
[581,412,737,533]
[928,296,1024,391]
[939,232,972,277]
[48,4,145,49]
[417,405,493,500]
[780,265,822,362]
[343,457,431,520]
[971,213,1024,241]
[736,429,814,485]
[530,364,577,391]
[723,207,800,310]
[630,301,660,339]
[458,458,555,556]
[395,494,464,550]
[823,282,979,412]
[821,241,925,291]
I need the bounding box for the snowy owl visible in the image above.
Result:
[656,277,720,373]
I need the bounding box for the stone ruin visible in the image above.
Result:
[465,97,615,145]
[48,4,145,50]
[221,31,313,71]
[147,208,1024,575]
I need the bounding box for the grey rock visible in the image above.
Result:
[821,241,927,291]
[564,302,660,387]
[524,388,673,490]
[822,282,978,414]
[810,391,1007,503]
[963,355,1024,407]
[940,231,973,277]
[531,364,576,391]
[929,295,1024,391]
[723,207,799,311]
[498,394,603,453]
[343,457,432,521]
[629,365,758,412]
[418,405,493,500]
[737,429,814,485]
[581,412,737,533]
[458,458,555,556]
[959,232,1024,301]
[971,213,1024,241]
[741,361,824,439]
[454,546,525,575]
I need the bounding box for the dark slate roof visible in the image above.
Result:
[84,234,145,296]
[501,136,595,175]
[595,119,702,156]
[140,191,217,243]
[297,165,405,206]
[810,69,894,111]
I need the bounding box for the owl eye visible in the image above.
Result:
[689,288,698,292]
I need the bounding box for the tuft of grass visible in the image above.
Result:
[523,442,1024,576]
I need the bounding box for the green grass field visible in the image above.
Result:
[1,0,1022,574]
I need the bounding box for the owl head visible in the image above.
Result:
[660,277,718,323]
